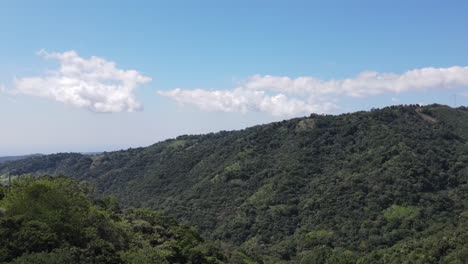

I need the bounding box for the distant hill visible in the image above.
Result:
[1,104,467,263]
[0,153,100,164]
[0,154,43,164]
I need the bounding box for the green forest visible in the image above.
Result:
[1,105,467,263]
[0,176,225,263]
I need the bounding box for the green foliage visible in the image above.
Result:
[303,230,333,248]
[1,105,468,262]
[121,246,169,264]
[8,248,75,264]
[383,205,420,222]
[0,177,225,263]
[0,184,6,201]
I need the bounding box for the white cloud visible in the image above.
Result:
[12,50,151,112]
[159,66,468,116]
[158,88,336,117]
[245,66,468,97]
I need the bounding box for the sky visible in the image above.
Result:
[1,0,468,156]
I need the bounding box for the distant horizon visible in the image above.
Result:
[1,102,461,156]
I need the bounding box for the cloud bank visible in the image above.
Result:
[159,66,468,116]
[13,50,151,112]
[158,88,336,117]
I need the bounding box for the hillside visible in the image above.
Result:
[0,154,43,164]
[1,104,467,263]
[0,176,225,263]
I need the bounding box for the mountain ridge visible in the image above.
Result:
[1,104,467,263]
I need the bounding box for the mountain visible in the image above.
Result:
[1,104,467,263]
[0,154,43,164]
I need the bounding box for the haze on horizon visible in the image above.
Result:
[1,0,468,156]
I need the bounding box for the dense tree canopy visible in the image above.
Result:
[1,105,467,263]
[0,176,225,263]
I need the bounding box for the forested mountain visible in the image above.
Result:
[1,104,467,263]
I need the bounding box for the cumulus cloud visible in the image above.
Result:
[158,88,336,116]
[159,66,468,116]
[13,50,151,112]
[245,66,468,97]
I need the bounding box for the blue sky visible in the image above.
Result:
[1,0,468,155]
